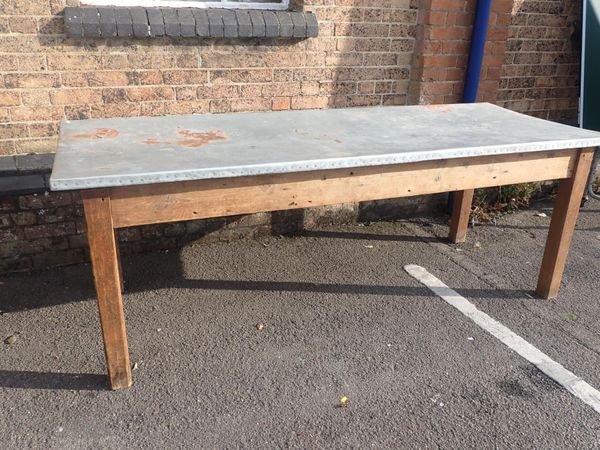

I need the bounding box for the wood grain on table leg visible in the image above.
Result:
[449,189,474,243]
[536,148,595,299]
[82,189,132,390]
[114,235,125,294]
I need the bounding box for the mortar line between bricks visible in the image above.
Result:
[398,219,600,360]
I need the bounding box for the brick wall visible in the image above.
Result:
[497,0,581,121]
[0,0,585,274]
[0,1,583,154]
[0,0,419,156]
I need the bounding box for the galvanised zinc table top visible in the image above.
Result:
[50,103,600,191]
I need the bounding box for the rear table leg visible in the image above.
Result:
[536,149,594,299]
[82,189,132,390]
[449,189,474,243]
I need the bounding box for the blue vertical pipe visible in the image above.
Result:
[463,0,493,103]
[448,0,493,211]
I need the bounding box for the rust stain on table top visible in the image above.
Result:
[142,129,228,148]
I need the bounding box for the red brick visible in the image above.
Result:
[197,85,239,99]
[164,100,209,115]
[90,103,141,118]
[50,89,103,105]
[272,97,291,111]
[291,96,329,109]
[10,106,64,121]
[9,17,38,33]
[210,69,273,84]
[0,124,29,139]
[126,86,175,102]
[21,90,50,106]
[209,99,230,113]
[1,0,50,15]
[140,102,166,117]
[4,73,60,89]
[29,122,60,138]
[0,91,21,106]
[230,98,270,113]
[163,70,209,85]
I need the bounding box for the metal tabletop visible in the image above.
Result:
[49,103,600,191]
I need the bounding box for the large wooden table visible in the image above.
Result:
[50,103,600,390]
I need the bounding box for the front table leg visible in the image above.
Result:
[82,189,132,389]
[536,148,594,299]
[449,189,474,243]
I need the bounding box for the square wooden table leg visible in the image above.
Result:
[536,148,595,299]
[82,188,132,390]
[449,189,474,243]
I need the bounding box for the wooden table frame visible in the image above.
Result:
[81,148,594,389]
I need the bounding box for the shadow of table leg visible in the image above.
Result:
[0,370,108,391]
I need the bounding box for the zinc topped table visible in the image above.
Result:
[50,103,600,389]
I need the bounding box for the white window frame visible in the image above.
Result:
[81,0,289,10]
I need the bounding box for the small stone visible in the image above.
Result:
[132,362,139,370]
[363,244,374,249]
[474,242,481,248]
[339,396,349,407]
[256,322,264,331]
[4,335,17,344]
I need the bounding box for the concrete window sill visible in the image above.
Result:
[64,6,318,39]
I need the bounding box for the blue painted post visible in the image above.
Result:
[448,0,493,212]
[463,0,493,103]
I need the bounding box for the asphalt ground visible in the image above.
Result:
[1,199,600,449]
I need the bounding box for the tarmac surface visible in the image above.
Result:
[1,199,600,449]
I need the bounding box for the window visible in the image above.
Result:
[81,0,289,11]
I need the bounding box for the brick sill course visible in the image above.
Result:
[64,6,318,39]
[0,154,54,195]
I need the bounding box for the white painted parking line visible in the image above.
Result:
[404,264,600,415]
